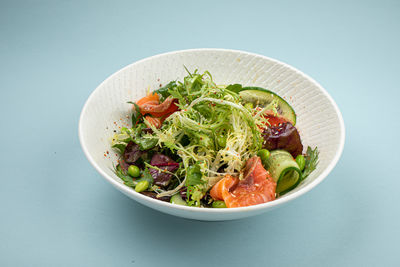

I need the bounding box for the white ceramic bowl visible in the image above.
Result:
[79,49,345,221]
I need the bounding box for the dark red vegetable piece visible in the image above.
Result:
[140,191,170,202]
[149,153,179,187]
[123,141,144,163]
[180,188,187,200]
[262,122,303,157]
[141,128,153,134]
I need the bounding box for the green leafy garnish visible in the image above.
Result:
[135,137,158,151]
[185,164,203,186]
[114,165,136,188]
[128,102,142,126]
[155,81,177,101]
[184,163,207,206]
[132,123,158,150]
[111,131,132,154]
[302,146,319,180]
[112,143,127,154]
[226,83,243,93]
[187,184,207,207]
[115,165,154,191]
[136,167,154,185]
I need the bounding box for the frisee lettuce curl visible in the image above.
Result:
[148,70,266,201]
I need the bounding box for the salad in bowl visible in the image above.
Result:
[111,69,319,208]
[79,49,344,220]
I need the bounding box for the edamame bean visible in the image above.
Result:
[296,155,306,171]
[135,180,149,193]
[257,149,270,161]
[128,165,140,177]
[212,200,227,208]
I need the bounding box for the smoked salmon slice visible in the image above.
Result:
[136,93,179,129]
[210,156,276,208]
[138,96,178,117]
[145,116,163,129]
[210,175,238,201]
[136,92,159,106]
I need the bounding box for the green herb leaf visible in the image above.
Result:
[155,81,176,101]
[185,164,203,186]
[168,89,186,106]
[112,143,127,154]
[186,184,207,207]
[132,123,158,150]
[302,146,319,180]
[183,65,193,77]
[115,164,136,188]
[136,167,154,185]
[226,83,243,93]
[184,163,207,206]
[135,138,158,150]
[127,102,142,126]
[111,131,132,154]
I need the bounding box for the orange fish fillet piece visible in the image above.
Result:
[210,156,276,208]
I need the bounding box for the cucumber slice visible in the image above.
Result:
[263,150,302,195]
[239,87,296,125]
[170,194,187,206]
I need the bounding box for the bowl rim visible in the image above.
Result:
[79,48,345,214]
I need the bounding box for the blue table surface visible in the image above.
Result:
[1,1,399,266]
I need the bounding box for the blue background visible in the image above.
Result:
[1,0,399,266]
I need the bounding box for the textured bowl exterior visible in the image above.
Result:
[79,49,345,221]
